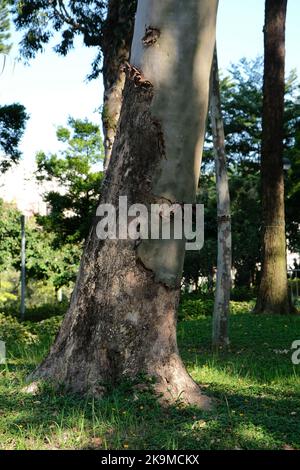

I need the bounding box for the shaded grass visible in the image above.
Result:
[0,312,300,450]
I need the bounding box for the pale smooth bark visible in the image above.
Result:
[30,0,218,407]
[210,47,232,348]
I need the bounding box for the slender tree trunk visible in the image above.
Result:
[30,0,218,407]
[101,0,136,170]
[210,47,232,348]
[255,0,290,315]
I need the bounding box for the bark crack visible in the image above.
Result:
[123,62,153,90]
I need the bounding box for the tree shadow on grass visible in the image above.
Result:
[1,313,300,449]
[0,371,299,450]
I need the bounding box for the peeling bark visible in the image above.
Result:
[30,0,218,407]
[255,0,291,315]
[210,47,232,348]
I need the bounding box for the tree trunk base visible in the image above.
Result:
[254,294,298,315]
[28,354,212,409]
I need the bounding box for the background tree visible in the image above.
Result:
[0,199,81,292]
[255,0,291,315]
[29,0,219,407]
[35,117,104,244]
[0,104,28,171]
[183,58,300,294]
[0,0,11,54]
[0,0,28,171]
[12,0,137,168]
[210,47,231,348]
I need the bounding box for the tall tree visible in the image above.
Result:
[0,104,28,171]
[29,0,218,407]
[0,0,11,53]
[35,117,104,244]
[0,1,28,171]
[255,0,291,314]
[13,0,137,168]
[210,47,232,348]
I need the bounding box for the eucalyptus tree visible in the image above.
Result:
[30,0,219,407]
[210,47,232,348]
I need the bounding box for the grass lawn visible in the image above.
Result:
[0,312,300,450]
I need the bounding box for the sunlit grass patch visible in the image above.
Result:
[0,310,300,450]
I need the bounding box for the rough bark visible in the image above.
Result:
[255,0,291,315]
[101,0,136,170]
[30,0,218,407]
[210,47,232,348]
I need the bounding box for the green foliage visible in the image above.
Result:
[0,199,81,289]
[36,117,104,244]
[25,219,82,288]
[0,312,62,348]
[0,2,29,168]
[184,58,300,288]
[0,199,24,271]
[12,0,137,79]
[26,315,62,339]
[0,2,29,170]
[178,297,253,321]
[0,0,11,54]
[1,117,103,289]
[0,104,29,172]
[179,299,215,320]
[230,286,257,302]
[286,123,300,251]
[0,290,16,304]
[21,302,68,322]
[0,312,38,346]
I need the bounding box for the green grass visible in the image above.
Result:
[1,312,300,450]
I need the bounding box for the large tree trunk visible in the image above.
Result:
[210,47,232,348]
[255,0,290,315]
[30,0,218,407]
[101,0,136,170]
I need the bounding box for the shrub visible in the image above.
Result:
[1,301,68,322]
[0,291,17,305]
[0,313,38,347]
[178,298,253,321]
[26,316,62,339]
[0,314,62,350]
[230,286,256,301]
[230,300,254,315]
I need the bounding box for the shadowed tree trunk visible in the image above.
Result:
[210,47,232,348]
[30,0,218,407]
[101,0,136,170]
[255,0,291,315]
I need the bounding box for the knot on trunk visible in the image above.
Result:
[217,215,231,224]
[142,26,161,47]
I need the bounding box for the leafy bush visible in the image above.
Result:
[1,301,68,322]
[230,286,256,301]
[178,299,214,320]
[0,313,38,346]
[178,298,253,321]
[27,316,62,339]
[0,291,17,305]
[230,301,254,315]
[0,313,62,349]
